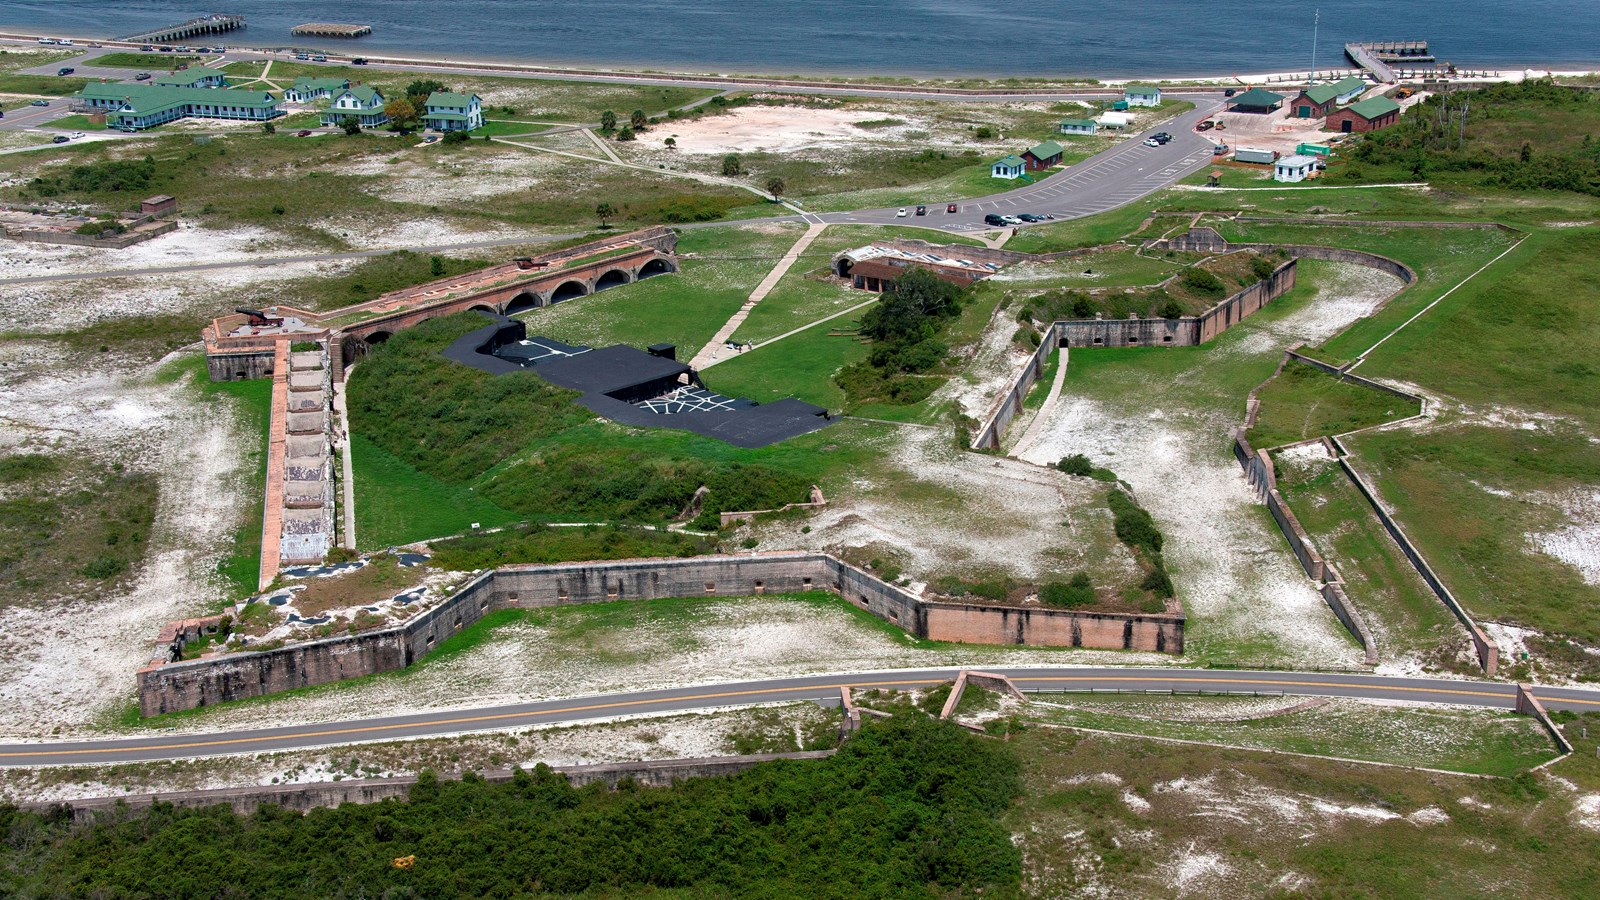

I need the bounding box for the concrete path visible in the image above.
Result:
[332,369,357,551]
[580,127,624,164]
[1009,347,1069,458]
[690,222,827,369]
[3,666,1596,765]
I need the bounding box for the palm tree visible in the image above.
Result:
[595,202,616,228]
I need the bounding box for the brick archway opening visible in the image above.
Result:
[594,268,631,292]
[505,292,541,315]
[638,257,675,279]
[550,280,588,304]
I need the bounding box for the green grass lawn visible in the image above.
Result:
[1273,454,1465,667]
[1002,198,1163,253]
[472,119,553,137]
[40,114,99,132]
[0,74,90,96]
[1247,360,1419,449]
[84,52,203,69]
[350,434,520,549]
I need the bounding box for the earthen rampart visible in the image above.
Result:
[137,554,1184,715]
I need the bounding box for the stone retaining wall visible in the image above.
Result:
[35,751,837,821]
[137,554,1184,715]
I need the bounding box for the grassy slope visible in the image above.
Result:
[1247,360,1419,449]
[350,435,520,550]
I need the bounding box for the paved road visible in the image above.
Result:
[2,667,1594,766]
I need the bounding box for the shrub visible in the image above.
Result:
[1107,488,1163,556]
[1249,254,1280,281]
[1040,572,1095,608]
[1180,266,1226,297]
[974,126,994,139]
[1056,454,1094,476]
[1159,300,1184,319]
[442,130,471,144]
[81,555,126,580]
[1141,567,1174,598]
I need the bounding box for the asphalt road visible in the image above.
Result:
[2,667,1595,766]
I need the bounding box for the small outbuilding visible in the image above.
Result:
[1326,94,1402,133]
[1059,117,1098,135]
[1123,84,1162,107]
[991,155,1026,180]
[1227,87,1286,113]
[1273,154,1319,182]
[1233,146,1278,165]
[1021,140,1064,171]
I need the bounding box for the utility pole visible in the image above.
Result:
[1310,9,1320,83]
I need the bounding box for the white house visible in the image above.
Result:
[1273,154,1318,183]
[423,91,483,132]
[991,155,1026,179]
[1096,111,1133,130]
[1059,117,1098,135]
[321,85,388,128]
[1123,84,1162,107]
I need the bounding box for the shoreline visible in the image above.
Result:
[0,28,1595,94]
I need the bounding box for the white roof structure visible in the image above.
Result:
[1276,154,1319,168]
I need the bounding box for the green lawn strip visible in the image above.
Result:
[39,114,98,131]
[1021,352,1060,411]
[0,49,77,73]
[704,315,865,410]
[1272,455,1464,664]
[472,119,553,137]
[1002,198,1164,253]
[1342,423,1600,640]
[1247,359,1419,449]
[0,74,90,95]
[1210,220,1519,359]
[1024,693,1556,775]
[351,435,520,550]
[84,53,204,69]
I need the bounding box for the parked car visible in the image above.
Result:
[312,55,328,62]
[68,131,85,140]
[1213,142,1230,155]
[984,213,1006,226]
[140,45,153,52]
[59,40,73,46]
[30,99,50,107]
[296,129,313,137]
[294,53,309,60]
[1224,88,1236,97]
[197,47,211,53]
[946,203,958,213]
[914,204,927,216]
[135,72,151,80]
[896,207,907,217]
[1196,120,1214,131]
[1000,215,1023,226]
[423,134,439,144]
[1143,137,1161,147]
[52,135,69,143]
[352,57,368,65]
[159,46,173,52]
[56,67,74,76]
[1016,213,1045,222]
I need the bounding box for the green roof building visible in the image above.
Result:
[1123,84,1163,107]
[991,155,1027,180]
[423,91,483,131]
[322,85,388,128]
[77,82,281,131]
[1059,117,1098,135]
[1023,140,1064,170]
[285,76,351,102]
[152,67,227,89]
[1227,87,1286,113]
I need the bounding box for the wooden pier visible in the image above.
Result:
[290,23,373,38]
[1345,41,1435,83]
[119,14,244,44]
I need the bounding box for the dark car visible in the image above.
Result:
[159,46,173,52]
[52,135,69,143]
[1015,213,1042,222]
[57,67,74,76]
[1196,120,1214,131]
[984,213,1007,226]
[352,57,368,65]
[297,129,313,137]
[914,204,927,216]
[946,203,958,213]
[1224,88,1236,97]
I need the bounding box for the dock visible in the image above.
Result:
[290,23,373,38]
[119,14,244,44]
[1345,41,1435,83]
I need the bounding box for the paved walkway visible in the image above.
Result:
[580,127,624,164]
[690,222,827,370]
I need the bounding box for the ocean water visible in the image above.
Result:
[5,0,1599,77]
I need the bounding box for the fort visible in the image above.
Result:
[136,553,1184,716]
[202,225,679,382]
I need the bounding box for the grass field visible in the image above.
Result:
[1273,453,1466,667]
[84,53,203,69]
[0,74,89,96]
[1247,360,1419,449]
[350,435,520,550]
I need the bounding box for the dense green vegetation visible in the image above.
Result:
[0,715,1021,898]
[429,522,718,570]
[27,155,157,197]
[0,453,157,603]
[349,313,816,530]
[835,268,967,406]
[1345,80,1600,195]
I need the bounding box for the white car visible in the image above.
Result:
[896,207,907,217]
[1001,215,1023,226]
[1143,137,1161,147]
[68,131,85,140]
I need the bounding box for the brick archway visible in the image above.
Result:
[594,268,631,292]
[504,292,541,315]
[639,257,675,278]
[549,280,588,304]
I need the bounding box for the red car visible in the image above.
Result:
[946,203,959,213]
[296,130,312,137]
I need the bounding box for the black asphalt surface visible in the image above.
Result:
[2,668,1595,766]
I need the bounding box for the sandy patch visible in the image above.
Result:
[0,351,255,736]
[1017,262,1405,665]
[1526,489,1600,585]
[648,105,930,155]
[0,221,296,281]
